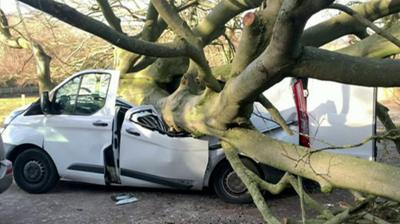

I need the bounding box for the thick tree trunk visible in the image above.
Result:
[222,128,400,201]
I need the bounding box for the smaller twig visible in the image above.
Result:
[0,17,24,30]
[313,128,400,152]
[177,0,199,12]
[17,53,34,74]
[257,95,293,135]
[323,196,375,224]
[359,212,391,224]
[298,176,306,224]
[350,190,366,201]
[242,167,335,219]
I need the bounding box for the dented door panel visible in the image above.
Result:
[119,107,209,190]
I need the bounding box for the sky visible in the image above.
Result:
[0,0,366,31]
[0,0,28,14]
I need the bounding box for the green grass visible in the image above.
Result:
[0,97,37,125]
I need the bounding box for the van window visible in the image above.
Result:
[75,74,111,115]
[54,76,80,114]
[54,73,111,115]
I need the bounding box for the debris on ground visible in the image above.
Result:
[111,193,138,206]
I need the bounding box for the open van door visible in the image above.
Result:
[104,106,125,184]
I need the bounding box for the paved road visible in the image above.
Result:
[0,180,350,224]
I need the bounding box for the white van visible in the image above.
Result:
[0,70,376,203]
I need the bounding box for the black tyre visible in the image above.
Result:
[13,148,59,193]
[212,159,261,204]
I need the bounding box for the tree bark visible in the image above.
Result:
[293,47,400,87]
[301,0,400,47]
[222,128,400,201]
[376,102,400,153]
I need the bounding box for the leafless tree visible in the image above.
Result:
[0,9,52,92]
[12,0,400,222]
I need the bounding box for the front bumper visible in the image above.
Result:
[3,143,15,159]
[0,160,13,193]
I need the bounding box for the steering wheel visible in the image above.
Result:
[80,87,92,94]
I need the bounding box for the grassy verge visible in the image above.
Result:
[0,97,37,125]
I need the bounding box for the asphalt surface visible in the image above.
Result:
[0,179,353,224]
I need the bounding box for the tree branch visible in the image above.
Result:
[329,3,400,48]
[376,102,400,154]
[229,12,262,79]
[0,9,52,92]
[96,0,123,32]
[301,0,400,47]
[218,0,333,109]
[194,0,264,45]
[150,0,221,92]
[257,95,293,135]
[222,128,400,201]
[151,0,198,44]
[18,0,187,58]
[337,23,400,58]
[293,47,400,87]
[222,143,281,224]
[243,169,334,219]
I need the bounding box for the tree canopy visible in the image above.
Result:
[5,0,400,222]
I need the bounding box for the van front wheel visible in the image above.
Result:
[212,160,261,204]
[13,148,59,193]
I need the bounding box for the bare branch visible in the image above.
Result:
[302,0,400,47]
[376,102,400,153]
[257,95,293,135]
[0,8,52,92]
[18,0,187,58]
[96,0,123,32]
[293,47,400,87]
[329,3,400,48]
[194,0,264,44]
[151,0,198,45]
[337,23,400,58]
[150,0,221,92]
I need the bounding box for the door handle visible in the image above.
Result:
[126,128,140,136]
[93,121,108,127]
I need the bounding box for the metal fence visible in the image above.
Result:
[0,86,39,97]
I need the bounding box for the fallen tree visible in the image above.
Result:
[13,0,400,222]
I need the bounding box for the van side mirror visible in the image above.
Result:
[40,91,52,114]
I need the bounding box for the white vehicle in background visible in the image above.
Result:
[1,70,376,203]
[0,135,13,193]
